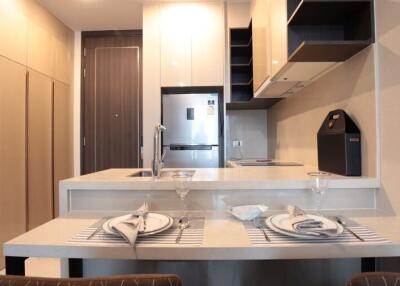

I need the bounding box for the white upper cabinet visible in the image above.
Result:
[269,0,288,77]
[191,2,224,86]
[160,3,192,87]
[251,0,271,92]
[160,2,224,87]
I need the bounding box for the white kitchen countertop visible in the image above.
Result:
[60,167,380,191]
[4,211,400,260]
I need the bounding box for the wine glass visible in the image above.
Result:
[307,171,331,215]
[172,173,193,220]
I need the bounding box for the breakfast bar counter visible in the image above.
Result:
[4,211,400,275]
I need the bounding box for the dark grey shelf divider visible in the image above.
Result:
[288,40,372,62]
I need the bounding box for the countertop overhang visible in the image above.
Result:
[61,167,380,191]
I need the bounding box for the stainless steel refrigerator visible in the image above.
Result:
[162,93,222,168]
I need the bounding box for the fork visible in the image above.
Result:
[253,217,271,242]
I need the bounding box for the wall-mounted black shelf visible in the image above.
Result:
[287,0,374,62]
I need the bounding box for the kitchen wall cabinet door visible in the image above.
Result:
[191,2,224,86]
[251,0,271,92]
[27,70,53,230]
[53,82,73,216]
[270,0,288,77]
[160,3,192,87]
[0,57,27,268]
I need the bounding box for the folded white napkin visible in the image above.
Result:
[230,205,269,221]
[290,215,339,237]
[112,202,149,246]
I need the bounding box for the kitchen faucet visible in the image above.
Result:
[152,124,166,178]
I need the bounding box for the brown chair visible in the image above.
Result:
[347,272,400,286]
[0,274,182,286]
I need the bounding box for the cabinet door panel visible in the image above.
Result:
[252,0,271,92]
[52,37,71,85]
[53,82,73,216]
[0,7,27,64]
[27,21,53,77]
[270,0,288,77]
[0,57,27,268]
[27,70,53,229]
[160,3,192,87]
[191,2,224,86]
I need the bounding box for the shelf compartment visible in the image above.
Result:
[231,45,252,58]
[231,63,252,74]
[288,0,373,26]
[230,28,252,46]
[231,84,253,102]
[288,40,372,62]
[287,0,374,61]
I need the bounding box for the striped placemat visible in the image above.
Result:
[245,221,390,245]
[68,217,204,246]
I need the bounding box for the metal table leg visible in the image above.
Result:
[361,257,376,272]
[5,256,28,276]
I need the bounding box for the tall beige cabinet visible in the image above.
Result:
[27,71,54,230]
[0,0,74,268]
[0,57,27,270]
[53,82,73,216]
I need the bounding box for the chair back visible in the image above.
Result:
[0,274,182,286]
[347,272,400,286]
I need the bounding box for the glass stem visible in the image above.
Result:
[315,192,322,215]
[180,196,186,218]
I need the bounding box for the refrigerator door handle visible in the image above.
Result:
[169,144,215,151]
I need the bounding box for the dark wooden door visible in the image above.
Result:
[82,31,142,174]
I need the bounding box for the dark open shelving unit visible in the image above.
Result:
[227,22,281,110]
[230,24,253,103]
[287,0,374,62]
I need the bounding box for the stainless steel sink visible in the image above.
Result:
[128,170,195,178]
[128,170,153,177]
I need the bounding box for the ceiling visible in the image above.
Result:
[37,0,143,31]
[38,0,250,32]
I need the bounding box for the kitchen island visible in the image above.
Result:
[3,167,388,281]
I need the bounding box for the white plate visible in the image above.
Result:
[102,213,173,237]
[266,214,343,239]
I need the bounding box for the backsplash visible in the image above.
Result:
[226,110,268,160]
[267,47,376,177]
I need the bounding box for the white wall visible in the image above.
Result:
[267,46,377,177]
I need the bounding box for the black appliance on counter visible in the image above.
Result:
[317,109,361,176]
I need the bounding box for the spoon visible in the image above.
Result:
[176,217,190,243]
